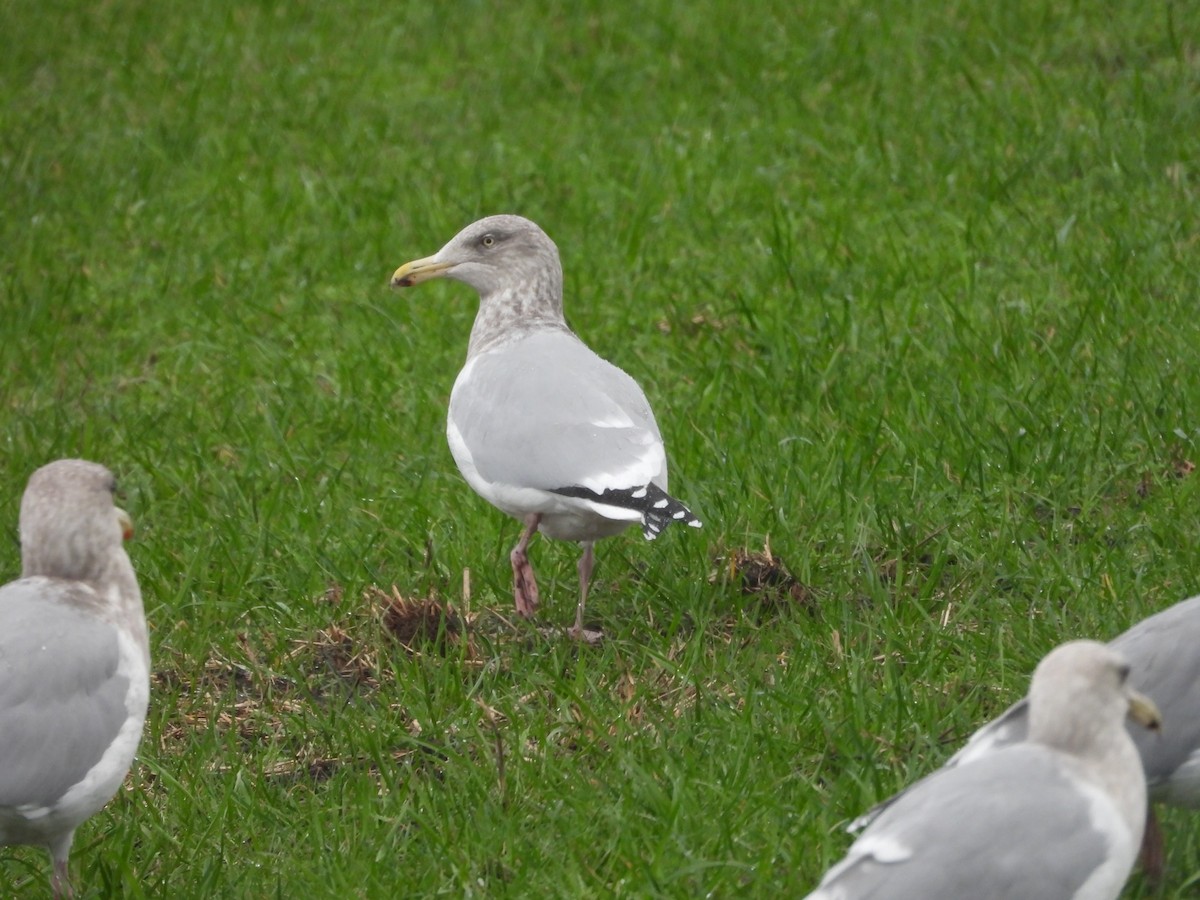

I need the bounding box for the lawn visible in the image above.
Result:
[2,0,1199,896]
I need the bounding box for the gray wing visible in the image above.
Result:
[450,330,666,493]
[0,578,131,808]
[817,748,1106,900]
[949,697,1031,766]
[846,699,1033,833]
[1112,595,1200,796]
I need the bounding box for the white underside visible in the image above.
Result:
[1070,774,1139,900]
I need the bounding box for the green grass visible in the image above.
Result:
[2,0,1199,895]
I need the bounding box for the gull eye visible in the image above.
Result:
[481,234,496,248]
[1117,662,1131,682]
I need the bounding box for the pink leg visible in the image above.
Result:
[569,542,596,639]
[1139,805,1164,884]
[51,857,74,899]
[511,514,541,618]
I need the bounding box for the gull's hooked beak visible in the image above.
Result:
[390,254,454,288]
[116,508,135,542]
[1128,688,1163,733]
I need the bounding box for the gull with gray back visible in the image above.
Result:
[879,595,1200,879]
[390,215,701,639]
[807,641,1161,900]
[0,460,149,898]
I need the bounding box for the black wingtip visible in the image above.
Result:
[640,484,702,540]
[551,482,701,540]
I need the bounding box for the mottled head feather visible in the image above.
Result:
[20,459,128,584]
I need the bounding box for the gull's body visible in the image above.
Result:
[919,595,1200,878]
[0,460,149,898]
[391,215,700,637]
[808,641,1160,900]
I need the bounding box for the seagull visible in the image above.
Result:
[881,594,1200,881]
[807,640,1162,900]
[0,460,150,898]
[390,215,701,638]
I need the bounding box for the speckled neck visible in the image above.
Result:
[467,268,569,358]
[106,550,150,664]
[25,536,148,662]
[19,460,150,663]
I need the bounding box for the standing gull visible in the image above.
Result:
[0,460,150,898]
[390,215,701,638]
[887,595,1200,879]
[807,641,1162,900]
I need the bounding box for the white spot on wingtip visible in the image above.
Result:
[856,833,913,864]
[631,487,647,499]
[672,510,686,519]
[653,499,668,508]
[688,520,702,528]
[592,412,635,429]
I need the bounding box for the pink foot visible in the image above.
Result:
[511,514,541,618]
[512,550,540,617]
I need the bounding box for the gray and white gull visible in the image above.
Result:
[807,640,1161,900]
[390,215,701,638]
[860,595,1200,880]
[0,459,149,898]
